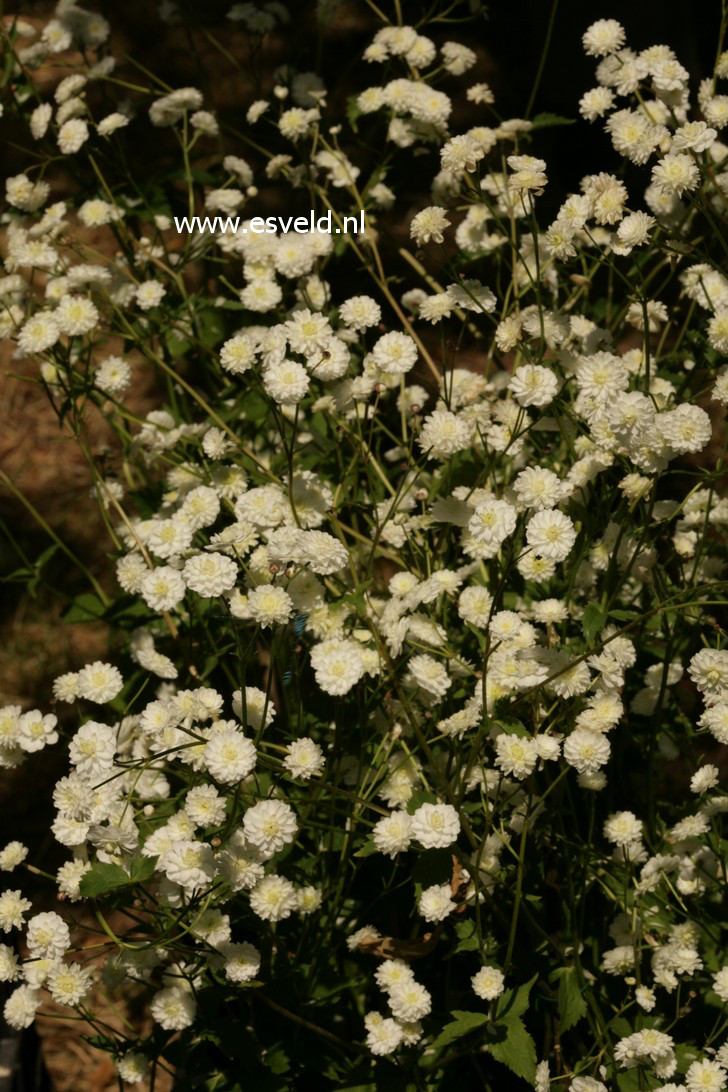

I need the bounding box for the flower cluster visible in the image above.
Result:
[0,4,726,1090]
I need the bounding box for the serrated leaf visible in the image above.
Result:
[79,862,129,897]
[495,974,537,1021]
[353,840,377,858]
[63,592,107,624]
[494,718,527,738]
[558,968,587,1031]
[430,1010,489,1052]
[454,919,480,952]
[582,602,607,647]
[530,112,576,129]
[488,1016,537,1083]
[129,855,157,883]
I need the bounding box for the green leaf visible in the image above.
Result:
[582,602,607,647]
[454,919,480,953]
[79,862,130,897]
[489,1016,537,1083]
[608,608,640,622]
[129,855,157,884]
[530,112,576,129]
[196,308,226,348]
[353,840,377,858]
[63,592,107,623]
[495,974,537,1021]
[430,1010,488,1052]
[559,968,587,1031]
[346,94,362,134]
[165,329,192,357]
[494,718,527,738]
[241,392,269,421]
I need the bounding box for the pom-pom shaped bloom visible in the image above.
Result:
[183,553,238,597]
[526,510,577,562]
[411,802,460,848]
[472,965,505,1000]
[243,800,298,857]
[204,726,257,783]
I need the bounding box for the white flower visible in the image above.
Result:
[55,295,98,336]
[17,710,59,753]
[564,729,611,774]
[526,510,577,562]
[388,979,432,1021]
[689,648,728,696]
[651,154,700,197]
[47,962,92,1006]
[419,882,455,922]
[417,409,470,459]
[507,155,547,193]
[604,810,643,846]
[582,19,625,56]
[3,985,40,1030]
[468,498,518,554]
[513,466,562,510]
[30,104,53,140]
[472,965,505,1000]
[458,585,494,627]
[371,332,418,375]
[150,986,196,1030]
[98,112,130,137]
[243,800,297,857]
[0,890,32,932]
[183,552,238,596]
[221,334,257,374]
[407,654,451,700]
[247,584,293,627]
[296,885,322,915]
[0,842,28,871]
[310,639,365,695]
[660,404,712,455]
[690,764,719,794]
[221,941,261,982]
[685,1060,727,1092]
[249,874,298,921]
[140,566,186,611]
[0,942,20,982]
[136,281,166,310]
[372,811,412,857]
[76,661,123,703]
[365,1014,403,1055]
[58,118,89,154]
[712,966,728,1002]
[411,803,460,848]
[162,840,217,890]
[339,295,381,330]
[494,733,539,779]
[283,738,325,780]
[263,359,310,403]
[26,911,70,960]
[509,365,559,407]
[17,314,60,354]
[204,726,256,783]
[95,356,131,394]
[117,1053,149,1085]
[68,721,116,777]
[410,206,450,245]
[616,211,655,250]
